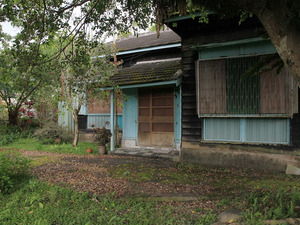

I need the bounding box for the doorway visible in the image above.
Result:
[138,87,174,147]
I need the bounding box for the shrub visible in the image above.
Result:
[0,152,31,194]
[33,122,73,143]
[0,125,34,146]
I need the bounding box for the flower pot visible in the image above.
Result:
[98,145,106,155]
[86,148,93,153]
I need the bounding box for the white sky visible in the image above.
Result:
[1,21,21,36]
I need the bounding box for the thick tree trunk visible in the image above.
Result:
[251,2,300,86]
[8,108,19,125]
[72,110,79,147]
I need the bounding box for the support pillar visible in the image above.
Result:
[110,91,115,151]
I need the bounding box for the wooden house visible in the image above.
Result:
[163,14,300,158]
[77,30,182,149]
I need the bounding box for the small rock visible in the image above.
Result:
[286,164,300,175]
[217,208,243,223]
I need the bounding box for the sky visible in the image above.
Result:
[1,21,21,36]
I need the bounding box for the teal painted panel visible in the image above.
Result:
[122,88,138,139]
[204,117,290,144]
[204,118,240,141]
[199,40,276,59]
[58,102,74,132]
[226,56,260,114]
[200,45,240,59]
[245,118,289,144]
[174,85,182,147]
[117,116,123,130]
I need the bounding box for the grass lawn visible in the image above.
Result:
[1,138,300,224]
[1,138,99,155]
[0,180,204,225]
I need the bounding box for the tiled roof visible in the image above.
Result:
[110,60,182,86]
[115,30,181,52]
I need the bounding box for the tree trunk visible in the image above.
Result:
[72,109,79,147]
[8,108,19,125]
[251,2,300,86]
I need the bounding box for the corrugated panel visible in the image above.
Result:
[87,115,123,130]
[204,118,240,141]
[226,56,260,114]
[245,118,289,144]
[58,102,74,132]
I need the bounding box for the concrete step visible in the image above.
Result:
[110,148,180,161]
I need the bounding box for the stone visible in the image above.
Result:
[286,164,300,175]
[217,208,243,223]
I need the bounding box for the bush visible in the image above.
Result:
[0,152,31,194]
[33,122,73,143]
[0,125,34,146]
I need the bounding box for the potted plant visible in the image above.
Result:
[93,125,111,155]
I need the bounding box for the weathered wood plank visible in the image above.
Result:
[260,67,295,114]
[198,60,226,114]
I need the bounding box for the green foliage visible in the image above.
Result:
[0,152,31,194]
[92,125,112,146]
[243,188,300,223]
[0,125,35,146]
[32,122,73,143]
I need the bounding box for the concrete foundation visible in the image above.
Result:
[180,142,300,172]
[122,139,137,148]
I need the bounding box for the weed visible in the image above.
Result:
[0,125,34,146]
[0,152,31,194]
[243,188,300,224]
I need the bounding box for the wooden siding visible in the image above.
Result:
[196,57,298,116]
[198,60,226,114]
[181,45,202,142]
[260,67,298,114]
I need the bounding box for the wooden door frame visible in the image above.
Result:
[138,86,175,147]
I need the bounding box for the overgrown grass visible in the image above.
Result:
[0,180,217,225]
[0,152,32,194]
[0,125,34,146]
[243,188,300,224]
[1,138,98,155]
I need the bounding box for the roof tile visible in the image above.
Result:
[110,60,182,86]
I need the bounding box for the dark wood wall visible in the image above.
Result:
[181,45,202,142]
[169,16,265,144]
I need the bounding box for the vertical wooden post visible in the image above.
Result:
[113,43,119,146]
[110,91,115,151]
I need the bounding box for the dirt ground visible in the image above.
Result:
[3,149,300,220]
[14,150,297,198]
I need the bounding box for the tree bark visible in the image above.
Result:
[250,2,300,86]
[72,109,79,147]
[8,108,19,125]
